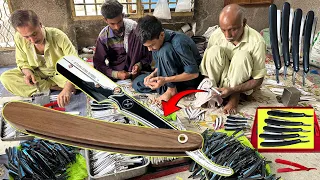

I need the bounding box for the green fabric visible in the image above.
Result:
[163,112,177,121]
[67,153,88,180]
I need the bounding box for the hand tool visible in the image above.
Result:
[259,132,307,140]
[260,139,309,147]
[267,109,313,117]
[275,158,317,173]
[302,11,315,86]
[282,2,291,79]
[292,8,302,85]
[265,117,311,126]
[263,125,310,133]
[3,101,234,176]
[227,115,251,120]
[54,55,236,175]
[43,101,65,111]
[269,4,281,83]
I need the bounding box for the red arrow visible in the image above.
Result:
[162,89,206,116]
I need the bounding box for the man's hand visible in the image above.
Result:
[57,82,74,107]
[144,68,157,87]
[117,71,131,80]
[22,69,36,86]
[131,65,140,75]
[217,87,234,98]
[148,76,166,90]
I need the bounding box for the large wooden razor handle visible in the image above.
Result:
[2,102,203,156]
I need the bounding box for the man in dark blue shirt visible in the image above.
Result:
[132,15,202,103]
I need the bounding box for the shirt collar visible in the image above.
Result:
[164,29,174,42]
[240,25,249,43]
[27,26,49,50]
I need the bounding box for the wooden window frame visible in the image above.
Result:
[0,0,15,51]
[70,0,194,21]
[224,0,273,6]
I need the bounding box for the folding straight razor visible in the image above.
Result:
[53,55,233,176]
[259,132,307,140]
[269,4,281,83]
[263,125,310,133]
[260,139,309,147]
[264,117,311,126]
[267,110,313,117]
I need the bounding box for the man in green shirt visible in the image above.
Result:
[199,4,267,114]
[0,10,77,107]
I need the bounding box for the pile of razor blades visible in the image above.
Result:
[88,100,148,177]
[189,129,280,180]
[224,116,252,131]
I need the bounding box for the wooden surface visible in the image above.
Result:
[2,102,203,156]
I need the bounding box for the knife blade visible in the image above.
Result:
[57,56,176,129]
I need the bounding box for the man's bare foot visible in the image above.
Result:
[155,87,177,104]
[223,93,240,114]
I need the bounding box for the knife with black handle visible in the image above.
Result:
[259,133,307,140]
[263,125,310,133]
[269,4,281,83]
[282,2,291,79]
[260,139,309,147]
[265,118,311,126]
[267,110,313,117]
[302,11,315,86]
[292,8,302,85]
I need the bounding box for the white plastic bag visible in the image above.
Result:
[310,31,320,68]
[175,0,192,12]
[153,0,171,19]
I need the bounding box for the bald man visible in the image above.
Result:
[198,4,267,114]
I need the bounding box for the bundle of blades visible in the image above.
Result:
[225,115,251,131]
[49,94,58,102]
[90,100,137,125]
[89,150,146,177]
[183,106,206,122]
[1,117,29,139]
[189,129,280,180]
[214,116,223,130]
[4,139,77,179]
[89,99,145,177]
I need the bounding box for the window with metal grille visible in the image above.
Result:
[71,0,193,20]
[0,0,15,49]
